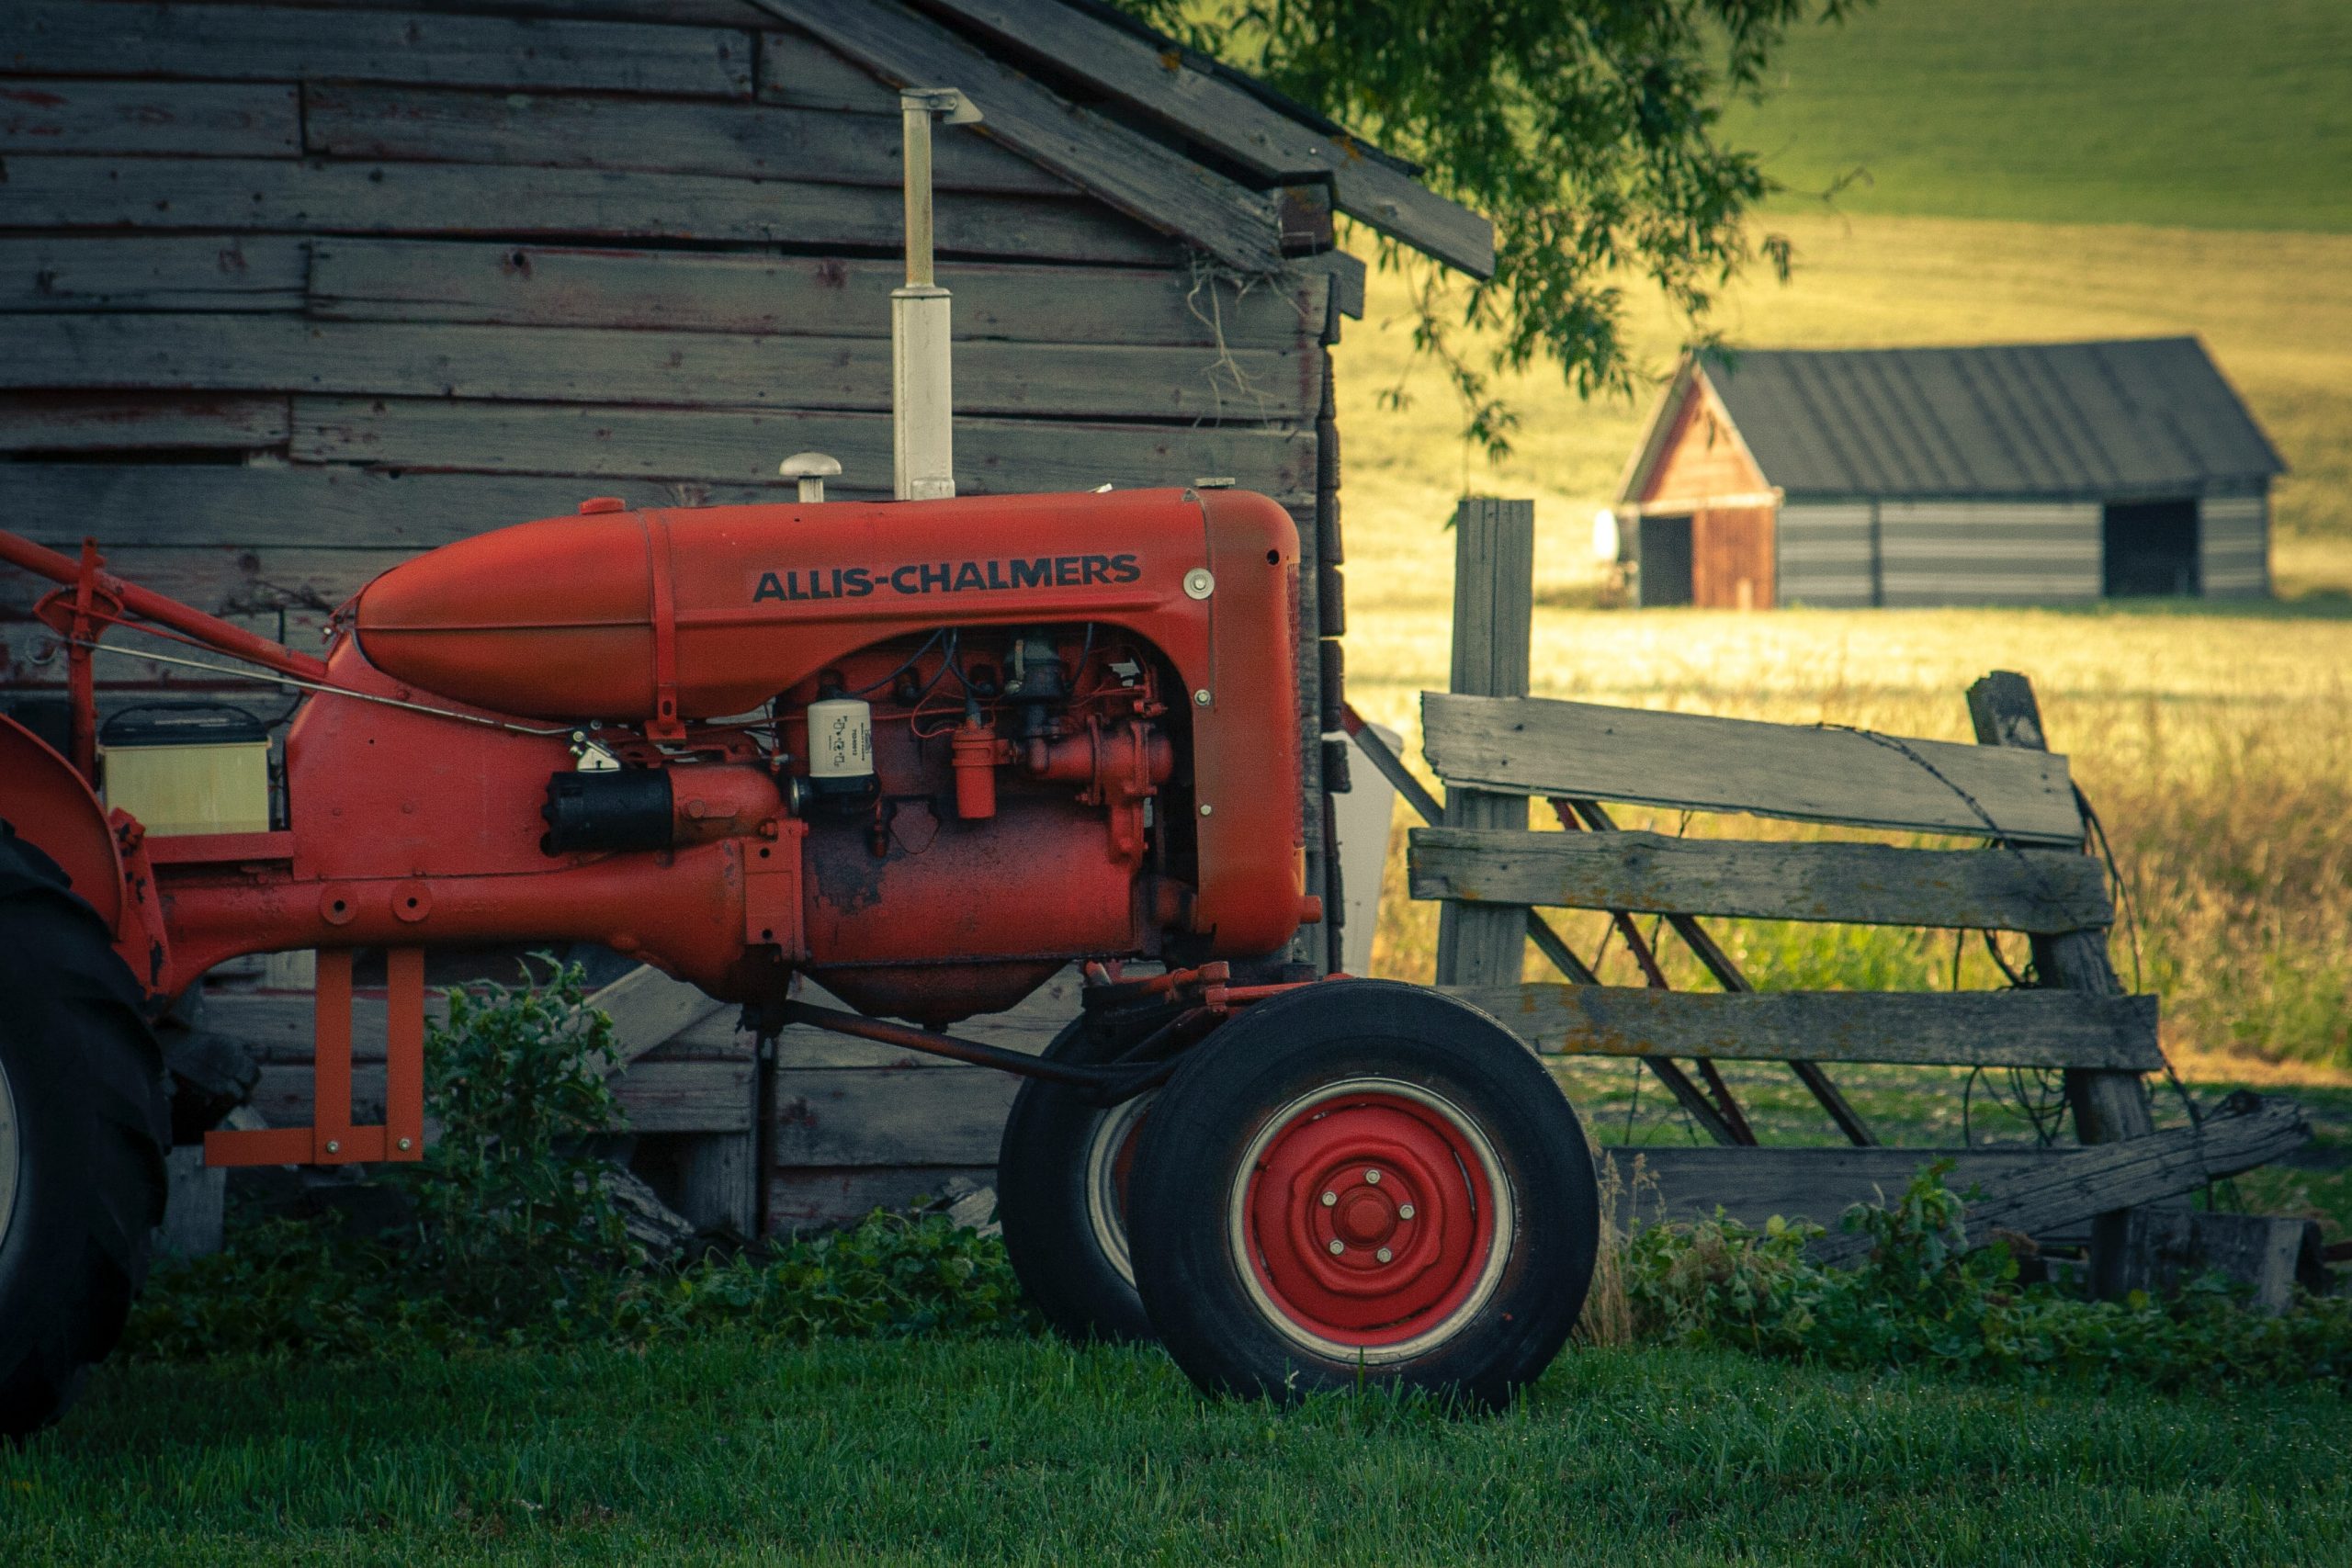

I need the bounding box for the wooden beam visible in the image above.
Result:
[309,241,1329,349]
[753,0,1285,272]
[0,314,1315,423]
[249,1055,753,1134]
[1410,825,2113,933]
[922,0,1496,276]
[1808,1100,2308,1268]
[0,2,756,97]
[288,398,1314,502]
[1421,693,2085,846]
[0,156,1173,266]
[1443,984,2164,1070]
[1967,669,2162,1296]
[302,83,1071,195]
[1432,499,1533,987]
[773,1066,1016,1165]
[0,236,307,313]
[1599,1145,2062,1234]
[0,393,289,454]
[585,965,728,1071]
[0,79,298,156]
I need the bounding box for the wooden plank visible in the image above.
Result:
[1600,1145,2062,1234]
[0,2,754,96]
[0,79,297,156]
[1409,826,2113,933]
[585,965,727,1070]
[1445,984,2164,1070]
[0,393,289,453]
[201,0,772,23]
[0,157,1173,265]
[249,1055,751,1133]
[924,0,1496,277]
[755,27,902,113]
[1420,694,2086,847]
[1808,1100,2309,1269]
[767,1167,994,1232]
[754,0,1285,272]
[0,463,619,551]
[772,1066,1014,1165]
[1967,669,2159,1296]
[0,236,307,313]
[0,314,1313,423]
[769,969,1076,1068]
[303,83,1071,195]
[1433,498,1532,987]
[2,543,415,619]
[309,241,1329,349]
[674,1131,761,1236]
[288,398,1316,502]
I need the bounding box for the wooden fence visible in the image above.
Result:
[1378,499,2306,1289]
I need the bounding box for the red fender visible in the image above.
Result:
[0,714,162,990]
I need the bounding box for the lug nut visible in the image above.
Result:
[1327,1239,1345,1255]
[1320,1190,1338,1207]
[1375,1247,1393,1263]
[1363,1169,1381,1185]
[1397,1204,1415,1220]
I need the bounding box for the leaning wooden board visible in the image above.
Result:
[1409,825,2112,932]
[1442,985,2163,1071]
[1420,692,2085,846]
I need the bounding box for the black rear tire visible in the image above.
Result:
[995,1015,1157,1344]
[1128,979,1598,1408]
[0,821,171,1440]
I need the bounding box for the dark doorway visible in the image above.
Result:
[2103,498,2199,597]
[1640,514,1694,606]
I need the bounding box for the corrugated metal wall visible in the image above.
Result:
[1877,501,2102,606]
[2199,493,2270,597]
[1775,502,1875,606]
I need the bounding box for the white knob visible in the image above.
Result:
[780,451,842,503]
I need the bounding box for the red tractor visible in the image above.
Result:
[0,89,1599,1434]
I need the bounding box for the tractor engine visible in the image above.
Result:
[761,622,1180,1021]
[334,486,1310,1026]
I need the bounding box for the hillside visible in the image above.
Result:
[1723,0,2352,233]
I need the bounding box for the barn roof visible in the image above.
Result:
[759,0,1494,278]
[1625,337,2284,502]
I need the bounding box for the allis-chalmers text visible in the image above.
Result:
[753,553,1144,603]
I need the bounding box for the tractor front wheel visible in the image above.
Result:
[0,822,171,1439]
[995,1015,1157,1343]
[1127,980,1598,1407]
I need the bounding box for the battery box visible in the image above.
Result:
[98,705,271,836]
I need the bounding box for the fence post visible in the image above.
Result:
[1434,499,1533,987]
[1967,670,2161,1296]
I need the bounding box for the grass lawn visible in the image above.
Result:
[12,1337,2352,1565]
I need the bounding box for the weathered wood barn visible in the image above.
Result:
[0,0,1490,1234]
[1613,338,2284,608]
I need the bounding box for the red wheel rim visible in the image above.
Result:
[1231,1078,1510,1359]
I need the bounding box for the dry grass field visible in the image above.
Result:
[1332,213,2352,1083]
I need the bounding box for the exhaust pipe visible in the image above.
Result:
[893,87,981,502]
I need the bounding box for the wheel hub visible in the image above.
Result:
[0,1055,18,1257]
[1230,1078,1511,1360]
[1083,1090,1153,1287]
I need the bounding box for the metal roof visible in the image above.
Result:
[1690,337,2284,499]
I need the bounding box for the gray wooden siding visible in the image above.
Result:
[2199,492,2269,598]
[0,0,1350,1234]
[1876,501,2101,605]
[0,4,1332,669]
[1775,502,1874,606]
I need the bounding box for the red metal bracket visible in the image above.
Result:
[204,947,428,1168]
